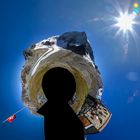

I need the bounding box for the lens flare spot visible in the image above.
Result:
[133,3,139,8]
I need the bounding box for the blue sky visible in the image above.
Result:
[0,0,140,140]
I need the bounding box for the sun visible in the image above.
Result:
[115,12,135,34]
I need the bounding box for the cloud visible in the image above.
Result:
[73,17,105,27]
[87,17,104,23]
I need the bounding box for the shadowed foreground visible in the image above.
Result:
[37,67,85,140]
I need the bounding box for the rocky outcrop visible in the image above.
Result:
[21,31,103,115]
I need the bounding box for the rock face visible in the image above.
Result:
[57,32,94,61]
[21,31,112,134]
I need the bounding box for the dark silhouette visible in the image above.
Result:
[37,67,85,140]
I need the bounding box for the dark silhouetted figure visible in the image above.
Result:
[37,67,85,140]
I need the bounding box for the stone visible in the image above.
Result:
[21,31,111,134]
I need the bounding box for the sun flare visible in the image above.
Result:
[115,12,135,34]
